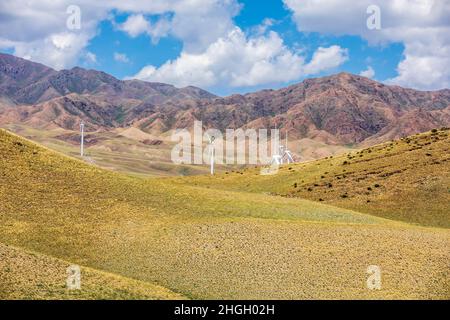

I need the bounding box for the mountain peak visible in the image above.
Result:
[0,53,217,105]
[0,52,449,147]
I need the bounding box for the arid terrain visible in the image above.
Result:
[0,128,448,299]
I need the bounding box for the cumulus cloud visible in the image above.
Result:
[0,0,240,68]
[114,0,240,52]
[113,52,130,63]
[303,46,348,75]
[250,18,276,36]
[129,28,347,88]
[117,13,171,44]
[118,14,151,38]
[360,66,375,79]
[0,0,349,89]
[0,1,104,69]
[165,0,241,53]
[85,51,98,64]
[11,32,93,70]
[283,0,450,90]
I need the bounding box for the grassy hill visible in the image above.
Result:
[173,128,450,228]
[1,123,353,178]
[0,128,449,299]
[1,124,217,178]
[0,243,186,300]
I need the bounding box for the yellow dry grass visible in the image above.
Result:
[0,128,449,299]
[175,129,450,228]
[0,243,186,300]
[1,124,223,177]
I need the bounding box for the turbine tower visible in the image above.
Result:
[80,121,85,157]
[269,132,283,166]
[270,150,282,166]
[282,133,294,164]
[208,135,215,175]
[271,153,283,166]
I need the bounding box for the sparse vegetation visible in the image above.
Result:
[0,243,185,300]
[178,129,450,228]
[0,128,449,300]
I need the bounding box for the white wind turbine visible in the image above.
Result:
[268,131,283,166]
[271,151,283,166]
[262,131,290,175]
[207,135,215,175]
[282,133,295,164]
[80,121,85,157]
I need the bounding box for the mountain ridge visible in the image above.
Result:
[0,53,216,105]
[1,52,450,147]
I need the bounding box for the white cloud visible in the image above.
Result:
[129,28,347,88]
[117,14,171,44]
[10,32,93,70]
[303,46,348,75]
[85,51,97,64]
[0,1,105,69]
[115,1,240,52]
[252,18,276,36]
[165,0,242,53]
[0,0,240,68]
[360,66,375,79]
[283,0,450,90]
[118,14,151,38]
[114,52,130,63]
[0,0,349,89]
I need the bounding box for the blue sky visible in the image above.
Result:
[1,1,447,95]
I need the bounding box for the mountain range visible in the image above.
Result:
[1,52,450,147]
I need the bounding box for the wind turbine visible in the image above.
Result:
[261,131,285,175]
[80,121,84,157]
[282,133,295,164]
[271,153,283,166]
[207,135,215,175]
[269,149,282,167]
[261,138,282,175]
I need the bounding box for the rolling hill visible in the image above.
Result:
[173,128,450,228]
[0,128,449,299]
[0,243,186,300]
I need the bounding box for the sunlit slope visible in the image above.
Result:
[2,124,215,178]
[175,129,450,228]
[0,129,383,225]
[1,129,449,299]
[0,243,186,300]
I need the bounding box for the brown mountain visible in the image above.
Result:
[0,53,215,105]
[0,52,449,146]
[191,72,450,144]
[127,72,450,144]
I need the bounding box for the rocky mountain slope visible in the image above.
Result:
[1,52,449,146]
[189,73,450,144]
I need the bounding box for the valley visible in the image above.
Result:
[0,128,449,299]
